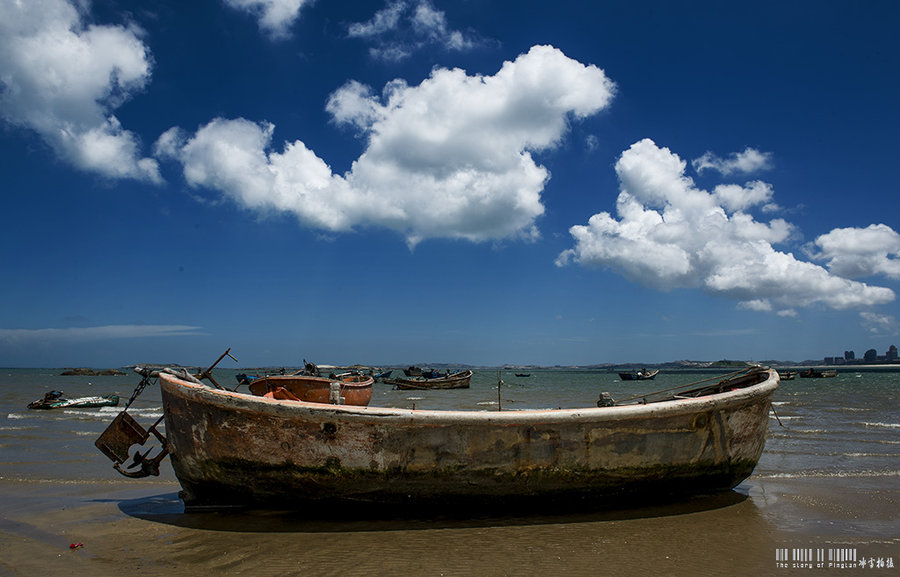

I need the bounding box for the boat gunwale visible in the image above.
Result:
[159,369,779,425]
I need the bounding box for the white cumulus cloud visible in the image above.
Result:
[157,45,616,248]
[222,0,311,39]
[859,312,898,336]
[348,0,479,61]
[810,223,900,280]
[557,138,895,313]
[692,147,773,176]
[0,0,160,182]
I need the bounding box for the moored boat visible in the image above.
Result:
[247,372,374,406]
[777,371,797,381]
[148,366,778,511]
[383,369,473,390]
[28,390,119,410]
[798,368,838,378]
[618,368,659,381]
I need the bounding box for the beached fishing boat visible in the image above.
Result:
[383,369,473,390]
[618,368,659,381]
[28,390,119,410]
[247,372,374,406]
[139,366,777,511]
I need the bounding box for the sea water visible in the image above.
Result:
[1,367,897,486]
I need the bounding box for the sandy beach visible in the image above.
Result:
[1,474,896,577]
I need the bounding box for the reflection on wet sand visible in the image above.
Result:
[110,487,778,576]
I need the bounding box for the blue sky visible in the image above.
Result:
[1,0,898,368]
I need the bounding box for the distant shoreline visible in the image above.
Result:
[3,362,899,372]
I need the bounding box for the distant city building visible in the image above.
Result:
[824,345,898,365]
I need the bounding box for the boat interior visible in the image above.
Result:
[607,367,772,407]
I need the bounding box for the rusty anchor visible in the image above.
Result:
[95,411,169,478]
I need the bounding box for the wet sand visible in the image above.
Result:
[1,477,896,577]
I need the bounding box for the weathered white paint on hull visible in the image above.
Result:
[159,369,778,511]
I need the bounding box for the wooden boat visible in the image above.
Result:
[777,371,797,381]
[618,368,659,381]
[247,372,374,406]
[384,369,473,390]
[372,370,393,380]
[515,373,531,378]
[28,391,119,410]
[153,367,778,511]
[403,366,424,377]
[798,368,838,378]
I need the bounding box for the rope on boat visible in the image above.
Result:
[770,403,786,427]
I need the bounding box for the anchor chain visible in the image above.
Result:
[124,369,156,409]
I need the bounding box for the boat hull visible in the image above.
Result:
[618,370,659,381]
[29,394,119,410]
[385,369,472,390]
[159,369,778,511]
[798,369,837,378]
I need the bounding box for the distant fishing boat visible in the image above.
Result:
[28,390,119,410]
[618,369,659,381]
[384,369,473,390]
[515,373,531,378]
[97,365,778,511]
[798,368,838,379]
[777,371,797,381]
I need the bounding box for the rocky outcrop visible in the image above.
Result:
[59,368,126,376]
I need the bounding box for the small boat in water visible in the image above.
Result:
[28,390,119,410]
[403,366,424,377]
[618,368,659,381]
[247,372,375,406]
[798,368,838,378]
[234,360,374,406]
[777,371,797,381]
[96,363,778,511]
[383,369,473,390]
